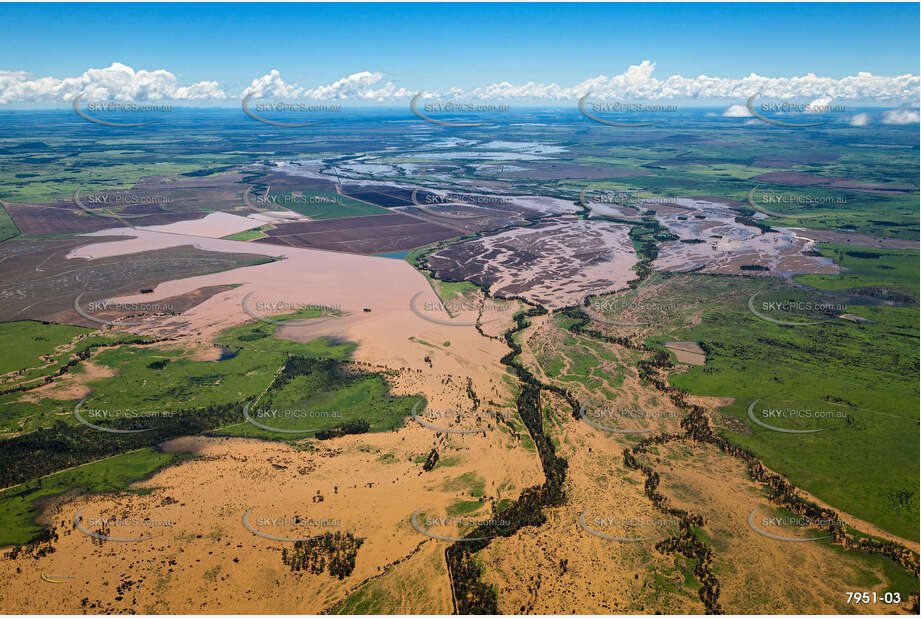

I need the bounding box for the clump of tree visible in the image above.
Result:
[422,448,439,471]
[281,532,364,579]
[447,301,573,614]
[0,401,241,488]
[734,215,775,233]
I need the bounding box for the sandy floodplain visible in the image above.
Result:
[64,220,508,387]
[650,199,838,277]
[427,219,639,309]
[136,211,304,238]
[0,423,542,614]
[0,212,547,613]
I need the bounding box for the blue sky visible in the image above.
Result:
[0,3,918,106]
[3,3,918,84]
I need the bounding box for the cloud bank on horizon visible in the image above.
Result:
[2,61,919,113]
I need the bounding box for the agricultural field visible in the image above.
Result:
[255,212,459,253]
[795,244,920,298]
[0,201,19,242]
[0,238,275,323]
[261,190,390,219]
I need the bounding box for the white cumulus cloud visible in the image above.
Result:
[1,61,919,105]
[450,62,919,105]
[881,108,920,124]
[242,69,409,101]
[804,96,833,112]
[722,104,753,117]
[0,62,225,104]
[849,112,871,126]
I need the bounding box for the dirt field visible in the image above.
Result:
[254,213,459,254]
[341,185,418,208]
[664,341,706,365]
[0,237,271,324]
[2,200,194,236]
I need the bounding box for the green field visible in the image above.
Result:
[0,323,160,435]
[223,225,273,241]
[0,308,374,544]
[0,320,90,375]
[436,279,480,302]
[215,356,416,439]
[0,307,357,436]
[0,147,250,203]
[0,201,20,243]
[266,190,389,219]
[0,447,185,546]
[648,276,919,540]
[568,133,919,241]
[795,244,919,298]
[71,307,353,420]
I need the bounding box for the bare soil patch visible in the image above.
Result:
[255,213,458,254]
